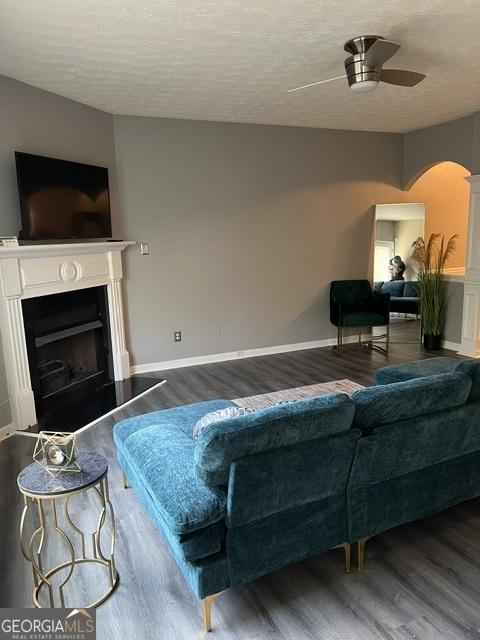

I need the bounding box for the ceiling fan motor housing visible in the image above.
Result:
[344,55,381,87]
[344,35,382,90]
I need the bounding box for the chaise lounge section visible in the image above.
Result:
[114,394,359,631]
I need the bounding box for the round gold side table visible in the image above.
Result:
[18,451,118,608]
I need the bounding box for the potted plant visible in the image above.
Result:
[411,233,457,351]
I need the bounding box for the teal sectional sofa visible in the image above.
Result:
[113,358,480,632]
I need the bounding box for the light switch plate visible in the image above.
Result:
[140,242,149,255]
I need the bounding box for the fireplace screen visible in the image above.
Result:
[36,324,104,397]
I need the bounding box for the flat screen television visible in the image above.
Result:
[15,152,112,241]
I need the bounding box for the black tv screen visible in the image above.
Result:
[15,152,112,241]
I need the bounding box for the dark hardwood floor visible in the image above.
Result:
[2,320,479,640]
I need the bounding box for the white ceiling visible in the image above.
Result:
[376,203,425,221]
[1,0,480,133]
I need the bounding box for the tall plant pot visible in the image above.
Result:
[423,334,441,350]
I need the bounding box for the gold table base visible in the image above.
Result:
[19,475,118,608]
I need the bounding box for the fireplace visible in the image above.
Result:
[0,241,136,432]
[23,287,113,425]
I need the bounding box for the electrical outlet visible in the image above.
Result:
[174,331,182,342]
[140,242,149,255]
[214,327,221,338]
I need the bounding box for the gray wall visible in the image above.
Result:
[0,75,469,421]
[114,115,403,367]
[444,279,464,345]
[0,75,119,236]
[375,220,395,242]
[0,76,118,426]
[403,114,474,187]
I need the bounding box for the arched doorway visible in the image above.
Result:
[406,161,470,276]
[373,160,470,348]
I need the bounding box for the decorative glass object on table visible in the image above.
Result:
[33,431,80,478]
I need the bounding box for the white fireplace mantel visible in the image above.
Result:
[0,240,135,431]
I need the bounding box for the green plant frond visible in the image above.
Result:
[425,233,442,272]
[443,234,458,265]
[412,232,458,336]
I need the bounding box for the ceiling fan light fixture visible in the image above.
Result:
[287,35,426,95]
[349,79,378,92]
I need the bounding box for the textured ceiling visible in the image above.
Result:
[1,0,480,133]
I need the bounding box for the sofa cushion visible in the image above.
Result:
[374,357,459,385]
[195,393,355,486]
[114,399,234,535]
[381,280,405,296]
[404,281,419,297]
[352,371,472,431]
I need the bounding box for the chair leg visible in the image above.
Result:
[333,326,342,354]
[334,542,351,572]
[122,472,130,489]
[357,538,368,570]
[202,592,223,632]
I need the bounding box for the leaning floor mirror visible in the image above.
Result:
[373,202,425,344]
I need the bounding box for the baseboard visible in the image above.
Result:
[0,422,15,442]
[442,339,461,352]
[132,335,362,374]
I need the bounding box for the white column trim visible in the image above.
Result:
[460,175,480,356]
[108,279,130,380]
[0,295,37,428]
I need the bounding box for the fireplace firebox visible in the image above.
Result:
[22,287,113,427]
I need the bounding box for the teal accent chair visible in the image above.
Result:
[114,394,359,631]
[330,280,390,354]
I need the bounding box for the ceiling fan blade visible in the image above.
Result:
[364,39,400,66]
[288,75,346,93]
[380,69,426,87]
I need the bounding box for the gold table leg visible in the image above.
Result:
[19,476,118,609]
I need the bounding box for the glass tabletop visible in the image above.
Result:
[17,451,108,497]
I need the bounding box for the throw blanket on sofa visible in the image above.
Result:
[233,379,364,410]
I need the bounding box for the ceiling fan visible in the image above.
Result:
[289,35,426,94]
